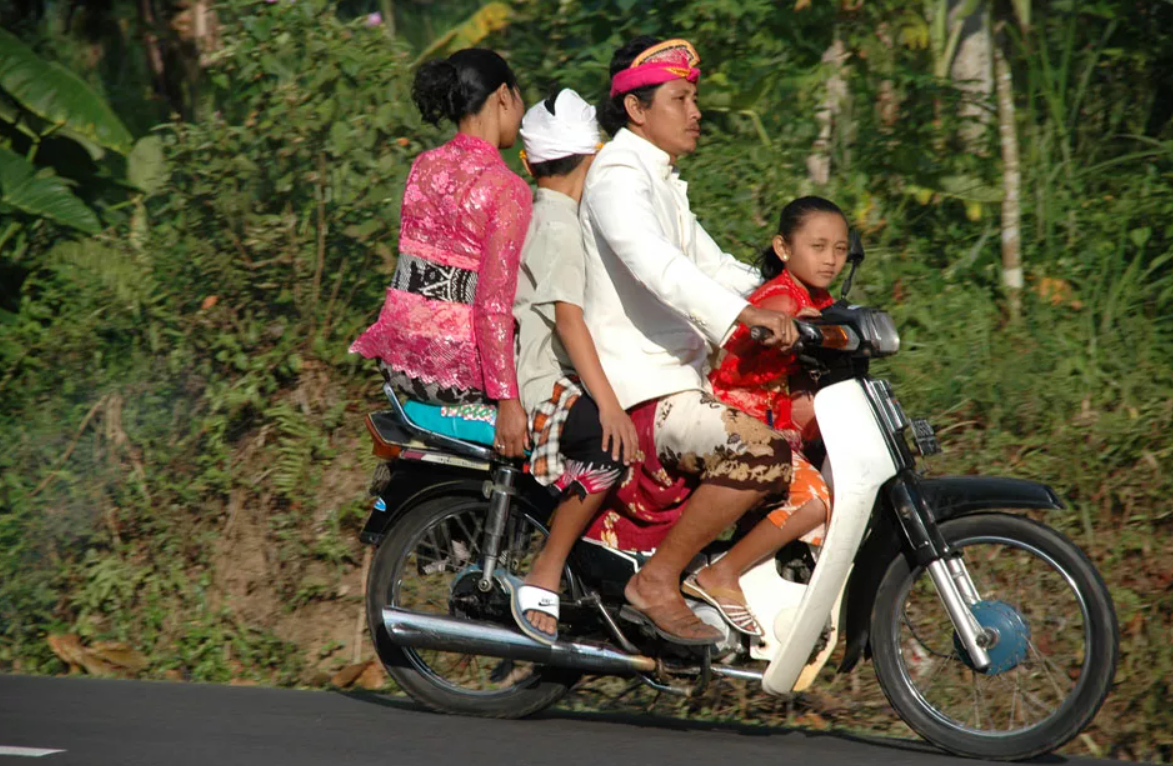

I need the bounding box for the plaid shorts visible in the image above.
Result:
[527,376,624,497]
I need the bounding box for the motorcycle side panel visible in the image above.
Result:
[836,475,1065,674]
[759,379,898,696]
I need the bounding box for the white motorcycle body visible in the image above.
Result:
[736,378,898,695]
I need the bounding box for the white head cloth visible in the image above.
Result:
[520,89,600,165]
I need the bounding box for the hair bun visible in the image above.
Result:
[412,59,461,126]
[411,49,517,126]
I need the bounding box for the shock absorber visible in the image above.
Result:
[478,465,519,591]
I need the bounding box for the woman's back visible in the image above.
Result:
[401,133,528,273]
[350,132,531,400]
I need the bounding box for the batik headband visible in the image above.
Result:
[609,39,701,98]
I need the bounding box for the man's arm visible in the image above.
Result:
[584,158,748,346]
[694,221,761,297]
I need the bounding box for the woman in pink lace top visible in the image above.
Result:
[350,49,532,456]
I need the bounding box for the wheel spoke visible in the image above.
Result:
[887,525,1101,743]
[386,504,548,698]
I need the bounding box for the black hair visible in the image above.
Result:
[412,48,518,126]
[530,154,588,179]
[755,196,849,281]
[526,90,590,178]
[598,35,664,136]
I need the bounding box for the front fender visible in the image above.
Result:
[837,475,1064,673]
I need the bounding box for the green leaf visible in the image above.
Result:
[127,136,168,195]
[0,146,100,234]
[0,28,133,155]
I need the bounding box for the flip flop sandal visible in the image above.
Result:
[682,574,765,637]
[500,573,560,646]
[618,603,722,646]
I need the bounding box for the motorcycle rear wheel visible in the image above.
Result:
[870,513,1118,760]
[366,494,578,718]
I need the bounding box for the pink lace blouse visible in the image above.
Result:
[350,133,533,400]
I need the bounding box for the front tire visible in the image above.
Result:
[366,494,576,718]
[870,513,1118,760]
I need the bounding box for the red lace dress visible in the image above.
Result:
[349,133,532,401]
[708,269,834,449]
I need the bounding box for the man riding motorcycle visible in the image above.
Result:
[575,36,804,644]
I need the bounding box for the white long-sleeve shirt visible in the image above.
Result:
[579,128,761,409]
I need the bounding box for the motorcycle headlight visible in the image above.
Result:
[861,310,901,356]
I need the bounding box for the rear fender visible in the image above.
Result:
[359,459,557,546]
[359,461,489,546]
[837,475,1064,673]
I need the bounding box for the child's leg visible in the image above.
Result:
[694,451,831,597]
[523,490,608,636]
[521,394,625,635]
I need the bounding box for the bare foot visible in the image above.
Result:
[522,572,560,638]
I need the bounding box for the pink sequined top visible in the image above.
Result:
[349,133,533,400]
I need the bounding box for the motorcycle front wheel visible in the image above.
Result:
[870,513,1118,761]
[366,493,578,718]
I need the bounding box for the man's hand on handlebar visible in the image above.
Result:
[737,306,799,350]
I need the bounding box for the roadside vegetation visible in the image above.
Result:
[0,0,1169,760]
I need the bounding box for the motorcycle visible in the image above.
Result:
[358,239,1118,760]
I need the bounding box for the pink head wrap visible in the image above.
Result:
[609,39,702,98]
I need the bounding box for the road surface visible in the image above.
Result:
[0,674,1132,765]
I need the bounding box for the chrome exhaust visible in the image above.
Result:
[382,607,657,675]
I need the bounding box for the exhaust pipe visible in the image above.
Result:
[383,607,657,675]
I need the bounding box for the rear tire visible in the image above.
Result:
[367,494,576,718]
[870,513,1118,760]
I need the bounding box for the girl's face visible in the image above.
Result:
[774,211,849,290]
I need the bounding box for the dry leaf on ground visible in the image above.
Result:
[330,661,372,689]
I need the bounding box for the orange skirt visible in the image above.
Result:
[766,450,831,546]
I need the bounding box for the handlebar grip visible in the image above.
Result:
[749,322,823,348]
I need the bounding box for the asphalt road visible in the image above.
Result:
[0,674,1133,766]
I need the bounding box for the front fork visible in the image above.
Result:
[888,471,993,671]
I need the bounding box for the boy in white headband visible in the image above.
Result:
[507,89,635,644]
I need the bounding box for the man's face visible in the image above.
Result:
[631,79,702,160]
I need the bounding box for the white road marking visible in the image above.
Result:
[0,747,65,758]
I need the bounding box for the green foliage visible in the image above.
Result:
[0,0,1171,759]
[0,26,139,247]
[0,146,100,234]
[0,27,133,155]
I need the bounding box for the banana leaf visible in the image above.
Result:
[0,28,133,155]
[0,146,100,234]
[413,3,513,66]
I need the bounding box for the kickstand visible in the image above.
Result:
[585,593,641,655]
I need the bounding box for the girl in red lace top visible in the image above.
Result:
[697,197,850,601]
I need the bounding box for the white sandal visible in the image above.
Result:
[503,575,560,645]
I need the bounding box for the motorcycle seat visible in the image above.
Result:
[401,400,496,447]
[367,382,497,461]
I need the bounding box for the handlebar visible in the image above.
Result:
[749,321,823,349]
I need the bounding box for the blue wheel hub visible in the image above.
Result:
[953,600,1031,675]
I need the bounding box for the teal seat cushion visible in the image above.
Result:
[402,400,497,447]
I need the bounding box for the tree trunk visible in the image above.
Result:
[806,37,848,186]
[994,42,1022,321]
[949,0,993,152]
